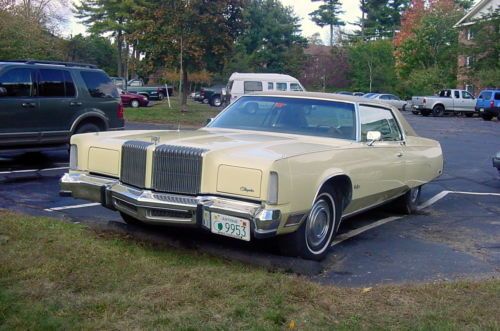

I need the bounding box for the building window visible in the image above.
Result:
[467,28,474,40]
[466,56,474,68]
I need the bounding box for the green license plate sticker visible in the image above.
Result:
[211,213,250,241]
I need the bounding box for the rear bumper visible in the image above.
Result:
[60,172,281,238]
[476,107,500,116]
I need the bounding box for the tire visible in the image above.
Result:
[465,112,473,118]
[210,95,222,107]
[75,122,100,134]
[421,109,431,116]
[158,92,165,100]
[482,114,493,121]
[432,105,444,117]
[130,99,140,108]
[120,212,143,226]
[391,186,421,215]
[278,190,341,261]
[202,98,209,104]
[402,104,407,111]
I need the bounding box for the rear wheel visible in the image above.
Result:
[158,92,165,100]
[432,105,444,117]
[391,186,421,214]
[278,190,341,261]
[120,212,143,226]
[130,99,140,108]
[210,95,222,107]
[75,122,100,134]
[202,98,209,104]
[482,114,493,121]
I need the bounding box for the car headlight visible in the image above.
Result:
[267,171,279,204]
[69,144,78,170]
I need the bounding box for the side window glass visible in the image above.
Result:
[276,83,287,91]
[64,71,76,97]
[359,105,402,142]
[454,91,460,98]
[495,93,500,101]
[268,82,274,90]
[462,91,473,99]
[290,83,303,91]
[39,69,67,97]
[0,68,34,97]
[380,95,390,100]
[243,81,263,94]
[81,71,119,98]
[478,93,484,99]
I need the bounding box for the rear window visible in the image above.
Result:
[81,71,118,98]
[243,81,263,94]
[479,92,492,99]
[39,69,75,97]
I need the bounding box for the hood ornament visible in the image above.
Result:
[151,136,160,145]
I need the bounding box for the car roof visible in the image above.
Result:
[0,60,102,71]
[228,72,299,81]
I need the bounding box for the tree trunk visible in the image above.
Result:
[116,30,123,78]
[181,69,188,112]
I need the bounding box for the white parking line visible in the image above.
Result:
[0,166,68,175]
[44,202,101,212]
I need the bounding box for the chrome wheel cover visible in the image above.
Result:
[306,199,331,248]
[410,187,420,204]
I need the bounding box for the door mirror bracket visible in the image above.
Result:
[367,131,382,146]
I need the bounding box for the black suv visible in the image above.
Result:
[0,60,124,151]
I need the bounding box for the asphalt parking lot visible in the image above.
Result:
[1,114,499,286]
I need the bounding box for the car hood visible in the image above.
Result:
[73,128,355,161]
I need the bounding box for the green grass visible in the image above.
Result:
[1,211,499,330]
[125,98,221,127]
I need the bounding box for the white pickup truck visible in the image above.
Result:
[412,89,476,117]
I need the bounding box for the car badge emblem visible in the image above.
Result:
[151,136,160,145]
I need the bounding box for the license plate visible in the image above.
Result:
[211,213,250,241]
[480,108,484,112]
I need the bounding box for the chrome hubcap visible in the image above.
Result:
[306,199,331,248]
[410,187,420,204]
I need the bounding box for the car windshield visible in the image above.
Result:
[209,96,357,140]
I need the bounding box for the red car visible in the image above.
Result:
[119,89,149,108]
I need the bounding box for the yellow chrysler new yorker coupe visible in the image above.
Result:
[61,92,443,260]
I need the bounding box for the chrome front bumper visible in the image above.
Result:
[60,172,281,238]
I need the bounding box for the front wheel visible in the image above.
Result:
[391,186,421,214]
[130,99,140,108]
[278,190,341,261]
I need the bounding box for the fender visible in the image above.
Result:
[70,110,109,133]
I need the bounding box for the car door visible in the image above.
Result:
[0,67,40,146]
[460,90,475,111]
[349,104,406,211]
[37,68,78,142]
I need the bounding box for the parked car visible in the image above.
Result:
[493,152,500,175]
[118,88,149,108]
[475,89,500,121]
[110,77,126,90]
[195,85,225,107]
[0,60,124,152]
[223,73,305,104]
[412,89,476,117]
[352,92,365,97]
[363,93,378,98]
[60,91,443,261]
[127,79,173,100]
[336,91,353,95]
[369,93,408,111]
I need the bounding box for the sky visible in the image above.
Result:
[67,0,362,42]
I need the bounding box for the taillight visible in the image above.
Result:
[117,102,124,119]
[423,98,426,104]
[490,100,494,108]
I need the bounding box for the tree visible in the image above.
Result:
[138,0,245,110]
[347,39,396,93]
[356,0,409,39]
[301,45,350,91]
[74,0,144,78]
[65,34,118,75]
[223,0,307,78]
[309,0,344,46]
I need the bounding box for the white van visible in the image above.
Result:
[223,73,305,104]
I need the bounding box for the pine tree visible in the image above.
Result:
[309,0,345,46]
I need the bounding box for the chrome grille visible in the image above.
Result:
[152,145,207,195]
[120,140,152,188]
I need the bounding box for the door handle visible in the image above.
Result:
[21,102,36,108]
[70,102,82,106]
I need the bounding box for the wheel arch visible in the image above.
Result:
[70,112,108,133]
[432,103,445,111]
[315,173,353,212]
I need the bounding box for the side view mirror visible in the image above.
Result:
[0,87,7,96]
[206,118,213,125]
[367,131,382,146]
